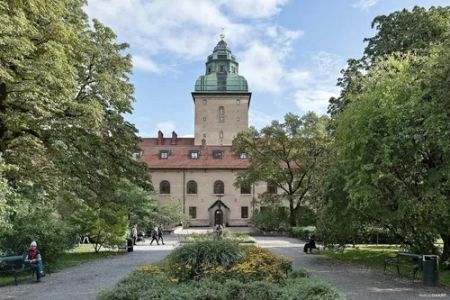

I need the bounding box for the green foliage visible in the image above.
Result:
[233,112,329,226]
[288,227,316,240]
[0,1,153,260]
[166,239,242,281]
[0,208,77,264]
[252,207,290,231]
[323,6,450,260]
[97,271,343,300]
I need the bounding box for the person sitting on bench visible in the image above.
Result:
[303,235,317,254]
[24,241,45,281]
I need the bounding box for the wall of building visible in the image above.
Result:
[151,169,270,227]
[193,94,250,146]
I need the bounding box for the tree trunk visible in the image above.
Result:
[0,82,7,151]
[289,196,296,227]
[440,233,450,262]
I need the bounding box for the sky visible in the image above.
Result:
[84,0,450,137]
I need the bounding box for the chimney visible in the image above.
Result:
[201,138,206,148]
[171,131,178,145]
[157,130,163,145]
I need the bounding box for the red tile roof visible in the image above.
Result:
[138,138,249,169]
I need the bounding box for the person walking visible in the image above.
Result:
[157,225,165,245]
[24,241,45,282]
[131,225,138,245]
[150,227,159,245]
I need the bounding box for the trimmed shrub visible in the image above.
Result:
[97,272,344,300]
[166,239,242,281]
[288,226,316,240]
[252,207,290,231]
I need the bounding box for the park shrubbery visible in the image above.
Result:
[288,226,316,240]
[97,239,344,300]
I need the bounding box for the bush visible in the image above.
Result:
[295,206,317,226]
[288,226,316,240]
[281,278,345,300]
[229,245,292,283]
[98,272,343,300]
[166,239,242,281]
[252,207,290,231]
[0,209,77,266]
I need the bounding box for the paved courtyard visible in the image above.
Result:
[0,229,449,300]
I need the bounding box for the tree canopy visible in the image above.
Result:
[233,112,329,226]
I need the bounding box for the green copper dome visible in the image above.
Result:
[195,39,248,92]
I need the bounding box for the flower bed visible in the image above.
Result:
[98,240,344,300]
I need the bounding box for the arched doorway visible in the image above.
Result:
[214,209,223,226]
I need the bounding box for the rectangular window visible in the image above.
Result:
[240,153,248,159]
[159,150,169,159]
[212,150,224,159]
[189,150,199,159]
[241,207,249,219]
[240,183,251,194]
[189,207,197,219]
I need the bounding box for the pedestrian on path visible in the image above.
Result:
[157,225,165,245]
[150,227,159,245]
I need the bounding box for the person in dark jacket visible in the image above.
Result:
[157,225,165,245]
[303,235,317,254]
[150,227,159,245]
[25,241,45,281]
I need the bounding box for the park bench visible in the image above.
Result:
[384,252,422,282]
[0,255,37,285]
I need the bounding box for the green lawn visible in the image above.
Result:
[0,244,123,286]
[324,244,450,285]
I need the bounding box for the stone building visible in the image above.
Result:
[139,38,277,226]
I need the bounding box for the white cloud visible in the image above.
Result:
[222,0,289,18]
[84,0,296,76]
[132,55,160,73]
[155,121,176,135]
[352,0,380,9]
[249,110,277,128]
[294,87,340,115]
[239,41,284,92]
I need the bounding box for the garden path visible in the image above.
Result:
[0,235,179,300]
[254,236,450,300]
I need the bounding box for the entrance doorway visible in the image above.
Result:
[214,209,223,226]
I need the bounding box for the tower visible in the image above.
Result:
[192,37,251,146]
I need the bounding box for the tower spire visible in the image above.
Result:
[220,27,225,40]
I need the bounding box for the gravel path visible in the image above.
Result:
[253,236,450,300]
[0,236,179,300]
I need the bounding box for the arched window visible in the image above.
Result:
[214,180,224,195]
[218,106,225,122]
[187,180,197,194]
[160,180,170,194]
[267,182,277,194]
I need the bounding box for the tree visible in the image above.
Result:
[0,0,152,256]
[233,112,329,226]
[332,50,449,256]
[328,6,450,117]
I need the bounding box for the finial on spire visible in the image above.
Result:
[219,27,225,40]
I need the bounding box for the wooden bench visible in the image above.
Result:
[0,255,37,285]
[384,252,422,281]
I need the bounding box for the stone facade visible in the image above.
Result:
[193,93,250,146]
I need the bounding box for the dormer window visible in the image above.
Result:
[159,150,169,159]
[190,150,200,159]
[213,150,224,159]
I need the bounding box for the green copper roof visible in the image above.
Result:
[195,39,248,92]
